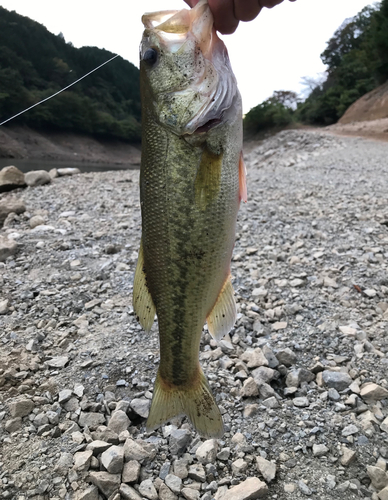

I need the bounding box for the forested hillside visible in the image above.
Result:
[245,0,388,132]
[0,7,141,141]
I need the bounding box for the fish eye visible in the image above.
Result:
[143,48,158,66]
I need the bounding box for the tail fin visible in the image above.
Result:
[146,368,224,438]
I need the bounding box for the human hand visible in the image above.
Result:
[184,0,296,34]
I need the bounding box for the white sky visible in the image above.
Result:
[0,0,375,113]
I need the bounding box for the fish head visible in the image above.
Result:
[140,0,240,136]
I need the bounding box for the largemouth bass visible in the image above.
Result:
[133,0,246,438]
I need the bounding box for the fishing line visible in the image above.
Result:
[0,54,120,127]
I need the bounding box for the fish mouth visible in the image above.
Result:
[193,117,223,134]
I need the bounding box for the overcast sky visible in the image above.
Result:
[1,0,376,112]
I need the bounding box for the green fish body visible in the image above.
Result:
[133,0,245,438]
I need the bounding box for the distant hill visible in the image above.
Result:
[0,7,141,142]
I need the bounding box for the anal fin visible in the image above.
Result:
[133,239,156,332]
[206,275,236,341]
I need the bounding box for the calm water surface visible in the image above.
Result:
[0,158,140,173]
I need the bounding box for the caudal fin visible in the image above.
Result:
[146,368,224,438]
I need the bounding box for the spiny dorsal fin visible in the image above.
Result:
[133,239,156,332]
[206,275,236,341]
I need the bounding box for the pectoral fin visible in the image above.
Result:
[133,239,156,332]
[207,275,236,341]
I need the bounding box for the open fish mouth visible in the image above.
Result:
[193,116,223,134]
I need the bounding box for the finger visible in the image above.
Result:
[208,0,239,34]
[260,0,284,8]
[234,0,262,22]
[184,0,199,7]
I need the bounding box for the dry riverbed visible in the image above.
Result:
[0,130,388,500]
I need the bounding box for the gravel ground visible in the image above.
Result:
[0,129,388,500]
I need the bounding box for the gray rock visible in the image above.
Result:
[256,456,277,482]
[181,488,200,500]
[8,398,35,417]
[195,439,218,463]
[55,452,73,474]
[240,377,259,397]
[0,299,8,315]
[322,370,352,391]
[79,412,106,429]
[91,427,119,444]
[87,471,121,498]
[73,450,93,471]
[328,388,341,401]
[107,409,130,434]
[298,480,312,496]
[340,447,356,466]
[342,424,359,437]
[58,389,73,404]
[29,215,45,228]
[262,344,279,368]
[57,167,81,176]
[188,464,206,482]
[366,465,388,490]
[286,368,315,387]
[360,382,388,402]
[139,479,158,500]
[165,474,182,495]
[100,445,124,474]
[159,461,171,480]
[75,485,99,500]
[158,483,178,500]
[25,170,52,187]
[45,356,69,369]
[173,458,189,479]
[5,417,22,432]
[313,444,329,457]
[276,348,297,367]
[123,438,150,461]
[0,235,17,262]
[119,483,143,500]
[86,440,112,455]
[169,428,192,455]
[0,165,25,192]
[293,397,310,408]
[0,198,26,227]
[122,460,141,484]
[240,347,268,368]
[130,398,150,418]
[216,477,268,500]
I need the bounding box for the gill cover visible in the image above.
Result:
[140,0,239,135]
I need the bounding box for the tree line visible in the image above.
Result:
[245,0,388,132]
[0,7,141,142]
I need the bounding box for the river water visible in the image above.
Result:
[0,158,140,173]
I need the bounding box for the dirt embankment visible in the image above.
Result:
[0,125,141,165]
[326,81,388,142]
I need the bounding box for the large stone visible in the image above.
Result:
[24,170,51,187]
[0,235,17,262]
[8,398,35,418]
[73,450,93,471]
[195,439,218,464]
[256,456,277,482]
[378,486,388,500]
[5,417,22,432]
[367,466,388,490]
[0,299,8,315]
[79,412,106,429]
[165,474,182,495]
[0,198,26,226]
[240,348,268,369]
[215,477,268,500]
[122,460,141,483]
[276,348,297,367]
[57,167,81,176]
[159,483,178,500]
[130,398,150,419]
[181,488,200,500]
[86,440,112,455]
[340,447,356,466]
[100,445,124,474]
[286,368,315,388]
[87,471,121,498]
[322,370,352,391]
[240,377,259,397]
[169,428,192,455]
[188,464,206,482]
[119,483,143,500]
[45,356,69,369]
[0,166,25,192]
[123,438,150,462]
[108,409,131,434]
[76,485,99,500]
[360,382,388,402]
[139,479,158,500]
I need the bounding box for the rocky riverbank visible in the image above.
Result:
[0,129,388,500]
